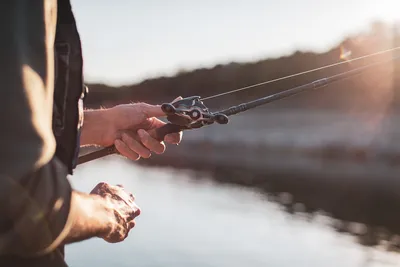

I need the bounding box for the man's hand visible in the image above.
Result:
[81,99,183,160]
[90,182,140,243]
[62,183,140,245]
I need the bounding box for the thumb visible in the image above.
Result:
[141,96,183,118]
[140,103,166,118]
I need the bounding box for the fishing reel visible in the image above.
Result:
[161,96,229,128]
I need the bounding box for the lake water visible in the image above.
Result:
[65,157,400,267]
[182,109,400,153]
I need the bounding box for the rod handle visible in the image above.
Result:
[77,123,186,165]
[152,123,186,142]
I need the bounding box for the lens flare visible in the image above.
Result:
[340,45,352,61]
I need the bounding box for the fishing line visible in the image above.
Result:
[201,46,400,101]
[78,46,400,165]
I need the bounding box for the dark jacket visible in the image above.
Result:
[54,0,88,174]
[0,0,85,266]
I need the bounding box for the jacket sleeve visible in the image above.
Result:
[0,0,75,256]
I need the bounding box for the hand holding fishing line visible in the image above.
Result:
[90,182,141,243]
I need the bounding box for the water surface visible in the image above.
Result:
[65,157,400,267]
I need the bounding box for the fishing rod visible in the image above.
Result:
[78,47,400,165]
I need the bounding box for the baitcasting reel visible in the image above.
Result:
[161,96,229,128]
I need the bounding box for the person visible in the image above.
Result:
[0,0,182,266]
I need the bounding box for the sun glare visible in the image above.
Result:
[340,46,352,61]
[371,1,400,23]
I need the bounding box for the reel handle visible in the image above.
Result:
[77,123,186,165]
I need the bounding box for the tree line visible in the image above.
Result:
[84,21,400,113]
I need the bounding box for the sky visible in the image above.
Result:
[70,0,400,87]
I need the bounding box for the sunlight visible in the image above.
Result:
[340,45,352,61]
[71,0,400,86]
[367,1,400,24]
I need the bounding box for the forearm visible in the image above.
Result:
[0,166,113,255]
[80,109,111,147]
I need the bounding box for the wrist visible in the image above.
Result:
[63,191,113,244]
[81,109,113,146]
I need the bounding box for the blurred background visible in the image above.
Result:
[70,1,400,266]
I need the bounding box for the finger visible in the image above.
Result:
[146,118,183,142]
[108,188,136,210]
[146,117,183,138]
[114,139,140,161]
[128,220,136,229]
[137,129,165,154]
[115,187,136,203]
[146,117,166,130]
[140,96,182,118]
[127,203,141,221]
[140,103,166,118]
[121,132,152,158]
[122,191,136,202]
[164,131,183,144]
[132,203,141,217]
[117,191,136,206]
[112,184,135,200]
[110,185,136,205]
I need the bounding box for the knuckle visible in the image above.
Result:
[97,182,109,188]
[114,139,124,149]
[111,184,123,190]
[122,132,134,143]
[138,102,152,111]
[139,133,150,144]
[136,102,146,108]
